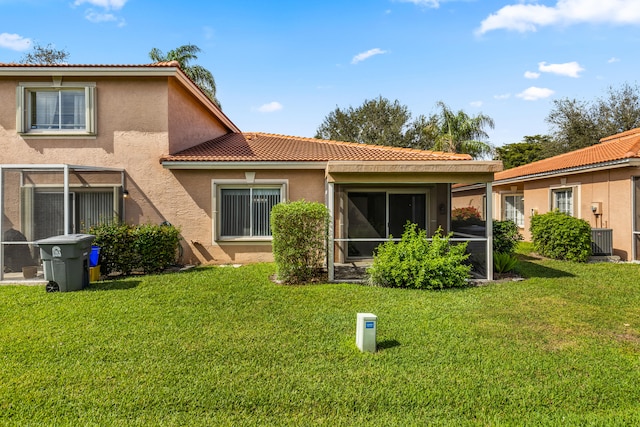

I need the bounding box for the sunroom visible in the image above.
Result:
[0,164,125,282]
[325,160,498,281]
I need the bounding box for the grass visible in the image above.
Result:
[2,244,640,425]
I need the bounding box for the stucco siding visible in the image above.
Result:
[154,168,326,265]
[167,78,228,154]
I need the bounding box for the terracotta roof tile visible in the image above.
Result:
[161,132,473,163]
[0,62,178,68]
[495,128,640,182]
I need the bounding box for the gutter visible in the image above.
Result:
[161,161,328,170]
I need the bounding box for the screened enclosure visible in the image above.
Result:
[0,165,124,282]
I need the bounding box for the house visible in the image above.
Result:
[453,128,640,261]
[0,62,501,282]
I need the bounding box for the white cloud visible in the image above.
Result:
[608,57,620,63]
[0,33,31,51]
[257,102,283,113]
[351,48,388,64]
[470,101,483,107]
[524,71,540,79]
[203,26,215,40]
[395,0,441,8]
[538,61,584,78]
[74,0,128,10]
[517,86,555,101]
[494,93,511,100]
[85,10,117,22]
[477,0,640,35]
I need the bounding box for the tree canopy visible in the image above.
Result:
[314,96,432,149]
[20,43,69,65]
[423,101,495,159]
[494,135,552,169]
[546,82,640,153]
[315,97,495,159]
[149,44,220,108]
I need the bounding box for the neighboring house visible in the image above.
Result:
[453,128,640,261]
[0,63,501,282]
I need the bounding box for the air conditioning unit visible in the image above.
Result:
[591,228,613,256]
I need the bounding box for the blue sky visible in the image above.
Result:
[2,0,639,148]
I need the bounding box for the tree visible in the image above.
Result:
[494,135,553,169]
[424,101,495,159]
[20,43,69,65]
[546,82,640,153]
[149,44,220,108]
[315,96,433,149]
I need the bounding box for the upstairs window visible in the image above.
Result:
[17,83,96,135]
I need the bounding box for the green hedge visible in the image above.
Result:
[530,211,592,262]
[271,201,329,284]
[89,222,181,276]
[367,223,471,289]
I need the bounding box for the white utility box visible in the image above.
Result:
[356,313,377,353]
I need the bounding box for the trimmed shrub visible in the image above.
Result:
[90,222,136,276]
[271,200,330,284]
[90,222,181,275]
[133,223,181,274]
[367,223,471,289]
[493,220,523,255]
[530,211,592,262]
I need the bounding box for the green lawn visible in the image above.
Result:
[2,246,640,426]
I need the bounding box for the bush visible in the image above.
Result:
[90,222,136,276]
[133,223,181,274]
[452,206,481,222]
[270,200,329,284]
[530,211,592,262]
[90,222,181,275]
[367,223,471,289]
[493,220,523,255]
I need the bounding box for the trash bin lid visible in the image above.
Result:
[36,233,96,246]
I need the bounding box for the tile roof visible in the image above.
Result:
[495,128,640,182]
[160,132,473,163]
[0,62,179,68]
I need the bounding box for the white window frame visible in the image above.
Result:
[16,81,96,136]
[550,185,578,216]
[502,193,525,228]
[212,179,288,242]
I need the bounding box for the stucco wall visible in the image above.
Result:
[490,167,640,260]
[167,78,229,154]
[161,169,326,264]
[0,72,251,264]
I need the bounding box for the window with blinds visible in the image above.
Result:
[220,188,281,238]
[29,190,117,240]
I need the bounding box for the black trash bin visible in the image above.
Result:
[36,234,95,292]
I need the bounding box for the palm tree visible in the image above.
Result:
[149,44,220,108]
[426,101,494,159]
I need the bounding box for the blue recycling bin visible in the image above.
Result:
[37,234,95,292]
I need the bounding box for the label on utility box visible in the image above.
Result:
[365,321,375,329]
